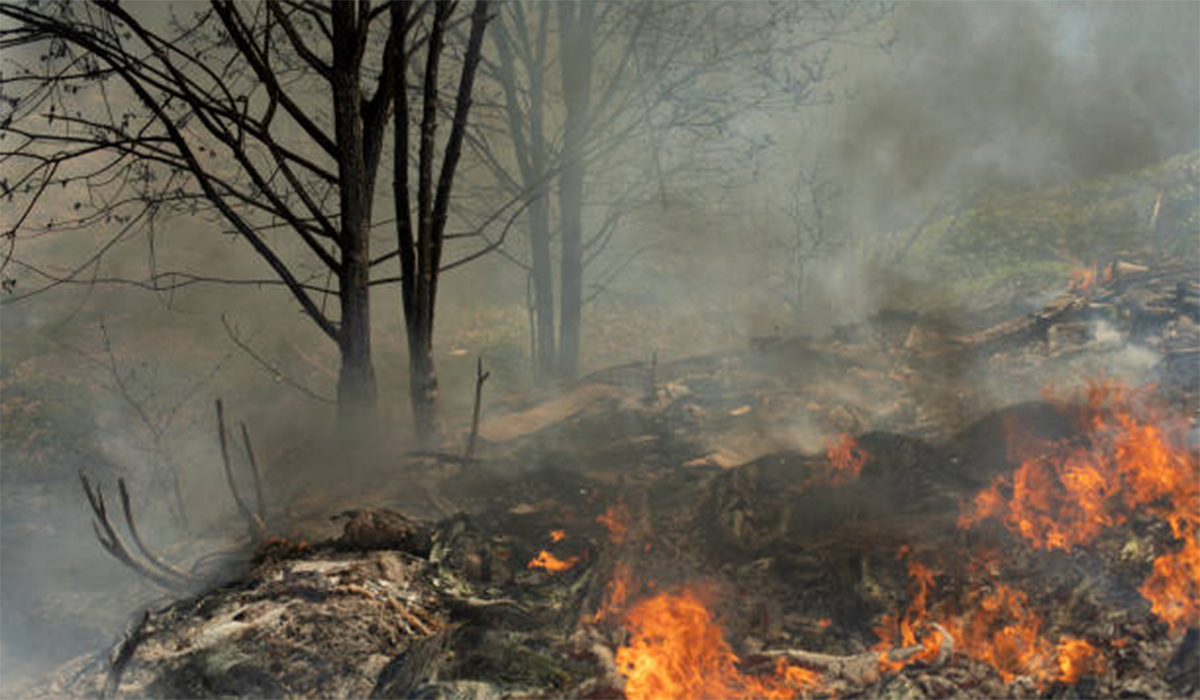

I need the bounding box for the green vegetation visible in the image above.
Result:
[912,150,1199,307]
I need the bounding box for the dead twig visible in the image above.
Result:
[464,356,490,459]
[117,479,193,584]
[240,421,267,526]
[79,470,191,592]
[216,399,265,543]
[220,313,334,404]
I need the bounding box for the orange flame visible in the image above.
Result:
[948,585,1105,686]
[591,561,636,624]
[598,501,631,544]
[958,380,1199,630]
[952,584,1055,684]
[1068,265,1098,293]
[1140,532,1200,630]
[1056,638,1104,684]
[527,550,579,573]
[820,433,870,486]
[550,529,567,543]
[873,556,947,671]
[616,588,821,700]
[875,554,1105,686]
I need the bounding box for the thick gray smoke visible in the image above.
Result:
[836,1,1200,230]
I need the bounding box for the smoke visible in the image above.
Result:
[835,1,1200,234]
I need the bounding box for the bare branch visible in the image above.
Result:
[215,399,266,543]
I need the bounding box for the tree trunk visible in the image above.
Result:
[556,0,596,380]
[493,3,556,385]
[332,2,378,435]
[529,193,556,383]
[394,0,491,444]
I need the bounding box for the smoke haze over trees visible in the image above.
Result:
[0,0,1197,691]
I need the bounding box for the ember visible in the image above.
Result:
[527,550,579,573]
[615,588,821,700]
[550,529,567,543]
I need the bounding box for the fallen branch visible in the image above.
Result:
[747,622,955,685]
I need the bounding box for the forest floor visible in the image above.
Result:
[17,250,1199,699]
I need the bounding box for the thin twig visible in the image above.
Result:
[116,478,193,583]
[221,314,335,404]
[79,470,187,591]
[215,399,265,543]
[240,422,267,525]
[464,356,490,459]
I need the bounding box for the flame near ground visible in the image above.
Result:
[605,380,1197,699]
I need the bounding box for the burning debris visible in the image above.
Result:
[819,432,871,486]
[959,380,1199,631]
[21,257,1200,699]
[615,587,822,700]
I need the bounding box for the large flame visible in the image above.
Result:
[958,380,1199,630]
[616,588,821,700]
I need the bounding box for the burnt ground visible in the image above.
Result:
[21,254,1200,699]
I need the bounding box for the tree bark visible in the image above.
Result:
[396,0,491,444]
[332,1,378,435]
[556,1,596,380]
[492,4,556,384]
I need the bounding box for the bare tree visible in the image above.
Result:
[0,0,494,440]
[466,1,892,382]
[772,161,844,316]
[386,0,492,443]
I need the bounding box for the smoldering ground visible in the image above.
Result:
[1,1,1197,693]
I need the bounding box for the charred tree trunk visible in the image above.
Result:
[556,1,596,380]
[394,0,491,444]
[332,2,378,434]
